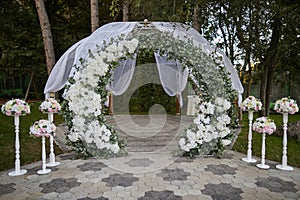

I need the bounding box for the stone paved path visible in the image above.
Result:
[0,115,300,200]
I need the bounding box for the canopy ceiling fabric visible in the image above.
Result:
[44,22,244,102]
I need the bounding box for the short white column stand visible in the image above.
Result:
[46,112,60,167]
[276,113,294,171]
[37,135,51,174]
[242,111,257,163]
[8,115,27,176]
[257,132,270,169]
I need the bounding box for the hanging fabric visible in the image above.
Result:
[106,54,137,96]
[154,52,188,107]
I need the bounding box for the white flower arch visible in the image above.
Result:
[62,28,237,157]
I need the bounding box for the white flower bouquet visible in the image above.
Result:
[30,119,56,137]
[253,117,276,135]
[39,98,61,113]
[1,99,30,116]
[274,97,299,114]
[241,96,262,112]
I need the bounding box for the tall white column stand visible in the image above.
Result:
[257,132,270,169]
[242,111,257,163]
[37,136,51,174]
[8,115,27,176]
[276,113,294,171]
[46,112,60,167]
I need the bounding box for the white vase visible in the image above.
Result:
[37,136,51,175]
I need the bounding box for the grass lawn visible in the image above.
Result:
[0,101,65,172]
[233,112,300,168]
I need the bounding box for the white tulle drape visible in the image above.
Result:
[154,52,188,107]
[152,22,244,105]
[44,22,137,98]
[106,55,137,96]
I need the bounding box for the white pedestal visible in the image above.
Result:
[46,112,60,167]
[257,132,270,169]
[242,111,257,163]
[37,136,51,175]
[8,115,27,176]
[276,113,294,171]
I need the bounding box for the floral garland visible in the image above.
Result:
[40,98,61,113]
[179,97,232,157]
[253,117,276,135]
[30,119,56,137]
[63,36,138,157]
[274,97,299,114]
[62,28,237,158]
[1,99,30,116]
[241,96,262,112]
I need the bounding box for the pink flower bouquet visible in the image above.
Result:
[39,99,61,113]
[253,117,276,135]
[30,119,56,138]
[1,99,30,116]
[241,96,262,112]
[274,97,299,114]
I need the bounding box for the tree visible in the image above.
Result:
[35,0,55,75]
[91,0,99,32]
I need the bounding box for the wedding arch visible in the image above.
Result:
[44,22,244,157]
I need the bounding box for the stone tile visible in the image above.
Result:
[39,178,81,194]
[77,161,107,172]
[157,168,191,181]
[201,183,243,200]
[125,158,154,167]
[255,176,297,193]
[102,173,139,187]
[138,190,183,200]
[0,183,16,196]
[205,164,237,175]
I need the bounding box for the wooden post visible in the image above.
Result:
[108,92,113,115]
[176,94,181,115]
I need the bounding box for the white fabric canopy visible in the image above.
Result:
[44,21,243,102]
[154,52,188,107]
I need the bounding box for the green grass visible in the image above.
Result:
[0,101,65,172]
[233,112,300,168]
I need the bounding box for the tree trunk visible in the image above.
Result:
[264,17,280,116]
[91,0,99,32]
[193,3,201,33]
[35,0,55,76]
[122,0,129,22]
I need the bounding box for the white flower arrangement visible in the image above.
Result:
[241,96,262,112]
[62,29,237,158]
[1,99,30,116]
[179,97,232,156]
[63,37,139,156]
[274,97,299,114]
[30,119,56,137]
[253,117,276,135]
[39,98,61,113]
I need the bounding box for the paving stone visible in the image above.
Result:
[102,173,139,187]
[157,168,191,181]
[0,183,16,196]
[77,161,107,172]
[205,164,237,175]
[125,158,154,167]
[255,176,297,193]
[78,197,108,200]
[282,191,300,199]
[138,190,183,200]
[201,183,243,200]
[39,177,81,194]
